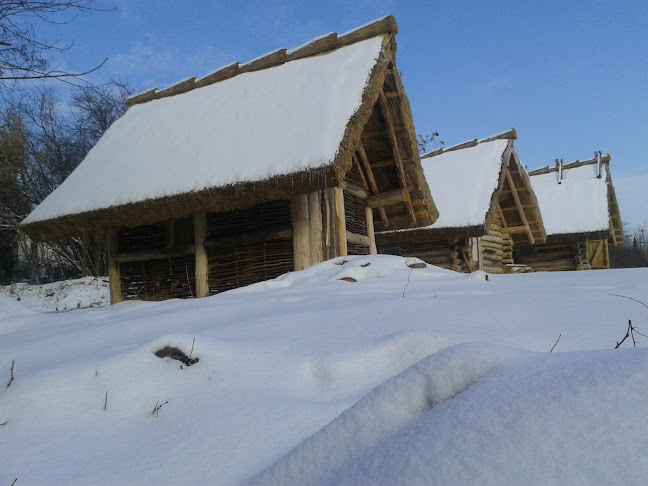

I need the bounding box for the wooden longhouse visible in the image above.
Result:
[376,130,547,273]
[516,153,624,271]
[21,16,438,303]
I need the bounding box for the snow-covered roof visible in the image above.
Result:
[529,155,623,243]
[22,16,442,241]
[377,129,547,247]
[421,138,510,230]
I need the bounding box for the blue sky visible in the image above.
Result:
[40,0,647,227]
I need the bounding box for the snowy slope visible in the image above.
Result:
[1,256,647,485]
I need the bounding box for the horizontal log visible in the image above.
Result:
[481,234,504,245]
[346,231,371,247]
[341,180,370,200]
[366,189,408,208]
[117,244,195,263]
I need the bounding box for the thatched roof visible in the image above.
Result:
[376,129,546,246]
[528,153,625,246]
[22,16,437,242]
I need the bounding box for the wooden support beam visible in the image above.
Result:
[377,90,416,224]
[504,169,534,245]
[116,244,195,264]
[346,231,371,247]
[335,187,348,257]
[351,153,370,191]
[340,180,370,200]
[361,125,407,139]
[291,194,311,271]
[308,191,323,265]
[366,188,408,208]
[366,207,377,254]
[370,156,413,169]
[194,213,209,298]
[501,225,530,235]
[497,204,507,228]
[357,142,389,228]
[107,229,123,304]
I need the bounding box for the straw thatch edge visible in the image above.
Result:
[375,224,485,246]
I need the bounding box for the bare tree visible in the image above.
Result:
[0,0,114,84]
[0,81,131,282]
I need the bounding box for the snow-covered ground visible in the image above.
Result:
[0,276,109,313]
[1,256,647,485]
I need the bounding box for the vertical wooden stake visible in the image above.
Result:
[308,191,323,265]
[194,213,209,298]
[107,229,123,304]
[366,207,377,254]
[334,187,347,257]
[291,194,311,270]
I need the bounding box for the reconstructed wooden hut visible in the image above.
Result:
[21,16,438,303]
[516,153,624,271]
[376,129,546,273]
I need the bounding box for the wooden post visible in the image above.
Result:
[335,187,347,257]
[291,194,311,270]
[194,213,209,298]
[366,207,377,254]
[107,229,123,304]
[308,191,323,265]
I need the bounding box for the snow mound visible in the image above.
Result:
[1,276,109,311]
[249,343,648,485]
[235,254,459,293]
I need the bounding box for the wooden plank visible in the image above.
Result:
[366,188,408,208]
[504,168,534,245]
[291,194,311,271]
[366,207,377,254]
[357,142,389,228]
[194,213,209,298]
[308,191,323,265]
[107,229,123,304]
[116,244,196,264]
[378,90,416,224]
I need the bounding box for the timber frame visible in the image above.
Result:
[376,130,547,274]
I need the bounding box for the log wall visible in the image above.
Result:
[480,208,505,274]
[515,241,592,272]
[389,239,473,272]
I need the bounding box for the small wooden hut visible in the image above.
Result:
[21,16,438,303]
[376,129,546,273]
[516,153,624,271]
